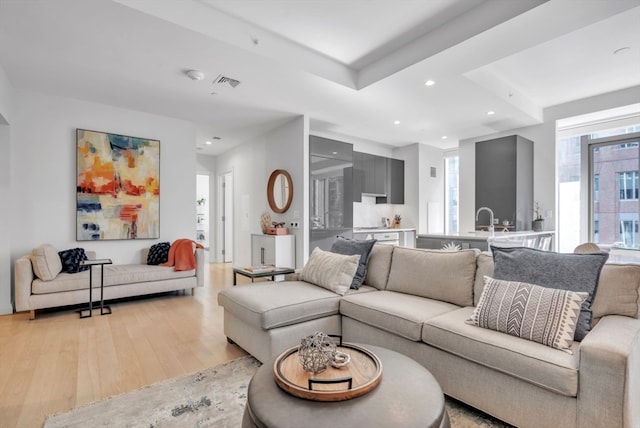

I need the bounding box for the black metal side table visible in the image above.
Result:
[79,258,113,318]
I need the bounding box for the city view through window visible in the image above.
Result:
[558,125,640,252]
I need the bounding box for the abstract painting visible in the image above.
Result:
[76,129,160,240]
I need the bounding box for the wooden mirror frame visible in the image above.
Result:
[267,169,293,214]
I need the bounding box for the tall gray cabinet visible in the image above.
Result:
[475,135,533,231]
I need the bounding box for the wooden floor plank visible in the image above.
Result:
[0,262,246,428]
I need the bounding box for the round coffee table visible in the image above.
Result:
[242,344,450,428]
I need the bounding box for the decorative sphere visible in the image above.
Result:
[298,331,336,373]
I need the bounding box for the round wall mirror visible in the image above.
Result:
[267,169,293,214]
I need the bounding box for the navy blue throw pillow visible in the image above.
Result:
[147,242,171,265]
[58,248,89,273]
[330,236,377,289]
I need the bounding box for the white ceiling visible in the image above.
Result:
[1,0,639,156]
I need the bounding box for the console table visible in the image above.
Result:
[79,258,113,318]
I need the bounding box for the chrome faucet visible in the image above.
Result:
[476,207,495,236]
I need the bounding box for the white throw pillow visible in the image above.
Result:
[467,276,587,353]
[300,247,359,296]
[30,244,63,281]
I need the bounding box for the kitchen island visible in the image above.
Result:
[417,230,555,252]
[353,227,416,248]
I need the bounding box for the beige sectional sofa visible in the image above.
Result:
[217,245,640,428]
[15,245,204,319]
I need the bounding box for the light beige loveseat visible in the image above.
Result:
[15,244,204,319]
[218,245,640,428]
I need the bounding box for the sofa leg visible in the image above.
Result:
[191,288,195,296]
[227,336,236,345]
[29,310,35,320]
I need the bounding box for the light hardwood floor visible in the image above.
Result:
[0,262,253,428]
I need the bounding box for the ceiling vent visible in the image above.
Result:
[213,75,241,88]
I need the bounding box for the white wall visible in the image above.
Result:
[0,65,14,314]
[216,116,307,269]
[458,85,640,236]
[10,91,198,273]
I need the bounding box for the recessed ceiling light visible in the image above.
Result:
[186,70,205,81]
[205,141,212,145]
[487,111,495,115]
[332,151,338,155]
[393,120,401,125]
[614,47,631,55]
[425,80,435,87]
[441,136,448,140]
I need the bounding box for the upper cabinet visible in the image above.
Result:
[353,151,404,204]
[383,157,405,205]
[475,135,533,231]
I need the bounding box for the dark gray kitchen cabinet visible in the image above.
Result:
[359,153,386,196]
[353,152,404,204]
[475,135,533,231]
[352,151,363,202]
[384,157,404,204]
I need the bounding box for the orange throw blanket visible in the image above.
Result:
[160,239,203,271]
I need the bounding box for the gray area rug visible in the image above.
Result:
[45,355,511,427]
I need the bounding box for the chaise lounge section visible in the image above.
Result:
[218,244,640,428]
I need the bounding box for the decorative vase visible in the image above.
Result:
[532,219,544,232]
[260,212,271,234]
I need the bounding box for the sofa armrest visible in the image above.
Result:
[578,315,640,428]
[195,248,204,287]
[14,255,34,312]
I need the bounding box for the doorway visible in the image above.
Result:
[220,172,234,263]
[196,175,210,258]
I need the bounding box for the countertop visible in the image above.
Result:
[418,230,554,241]
[353,227,417,234]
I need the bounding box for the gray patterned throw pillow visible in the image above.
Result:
[491,246,608,341]
[468,276,587,353]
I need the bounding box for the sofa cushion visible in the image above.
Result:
[423,306,581,397]
[474,252,494,305]
[330,236,376,289]
[340,290,459,341]
[364,244,394,290]
[300,247,359,296]
[31,264,195,294]
[217,281,375,330]
[30,244,63,281]
[385,247,476,306]
[468,276,587,352]
[491,246,608,341]
[592,263,640,324]
[147,242,170,265]
[58,248,90,273]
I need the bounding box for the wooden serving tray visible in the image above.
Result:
[273,343,382,401]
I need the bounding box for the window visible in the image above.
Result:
[619,142,639,149]
[619,171,639,200]
[444,154,459,234]
[557,117,639,252]
[619,213,639,248]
